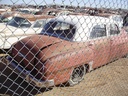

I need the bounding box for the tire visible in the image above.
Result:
[126,54,128,58]
[123,54,128,58]
[68,65,86,86]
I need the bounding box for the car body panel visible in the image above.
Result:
[118,28,128,57]
[8,15,128,87]
[11,35,93,85]
[89,37,111,68]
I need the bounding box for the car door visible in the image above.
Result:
[123,27,128,54]
[89,24,110,68]
[109,24,121,61]
[115,26,128,57]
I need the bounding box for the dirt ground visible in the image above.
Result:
[0,57,128,96]
[37,58,128,96]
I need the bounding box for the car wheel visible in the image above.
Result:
[125,54,128,58]
[68,65,86,86]
[123,54,128,58]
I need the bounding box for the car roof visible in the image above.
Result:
[51,15,115,26]
[49,15,118,42]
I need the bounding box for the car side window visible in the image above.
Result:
[20,18,32,28]
[7,17,31,28]
[53,22,70,30]
[42,21,76,41]
[54,22,76,40]
[109,24,120,35]
[33,20,48,28]
[90,24,106,39]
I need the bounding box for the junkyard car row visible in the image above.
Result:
[0,6,128,88]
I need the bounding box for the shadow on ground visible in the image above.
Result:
[0,57,52,96]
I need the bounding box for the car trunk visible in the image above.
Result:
[10,35,62,79]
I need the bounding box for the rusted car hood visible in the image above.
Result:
[12,35,62,58]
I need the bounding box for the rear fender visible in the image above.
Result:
[43,47,93,84]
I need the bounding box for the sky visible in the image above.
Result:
[0,0,128,9]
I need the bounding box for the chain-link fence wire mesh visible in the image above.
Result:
[0,0,128,96]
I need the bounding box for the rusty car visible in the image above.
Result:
[8,15,128,88]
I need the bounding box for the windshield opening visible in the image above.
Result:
[0,15,11,23]
[41,21,76,41]
[33,19,50,28]
[0,15,5,23]
[7,17,31,28]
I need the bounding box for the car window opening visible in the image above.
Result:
[41,21,76,41]
[7,17,32,28]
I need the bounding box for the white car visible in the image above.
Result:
[97,14,123,30]
[109,15,123,29]
[0,16,52,50]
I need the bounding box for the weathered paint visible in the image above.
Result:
[10,16,128,87]
[11,28,128,85]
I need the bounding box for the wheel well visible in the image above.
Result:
[85,64,89,72]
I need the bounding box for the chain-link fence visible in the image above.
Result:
[0,0,128,96]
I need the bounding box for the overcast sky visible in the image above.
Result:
[0,0,127,9]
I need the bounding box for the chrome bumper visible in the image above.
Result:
[7,57,54,88]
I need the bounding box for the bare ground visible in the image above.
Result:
[37,58,128,96]
[0,57,128,96]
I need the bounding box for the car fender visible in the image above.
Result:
[43,47,93,85]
